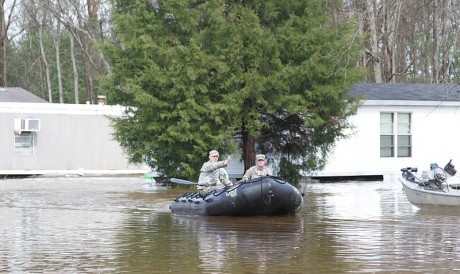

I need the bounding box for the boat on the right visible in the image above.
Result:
[399,160,460,208]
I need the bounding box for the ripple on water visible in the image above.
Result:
[3,176,460,272]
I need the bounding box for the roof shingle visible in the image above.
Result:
[350,83,460,101]
[0,87,48,103]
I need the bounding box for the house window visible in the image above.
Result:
[397,113,412,157]
[380,113,394,157]
[380,112,411,158]
[15,132,34,155]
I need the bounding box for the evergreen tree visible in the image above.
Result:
[104,0,364,181]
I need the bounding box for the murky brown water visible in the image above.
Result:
[1,175,460,273]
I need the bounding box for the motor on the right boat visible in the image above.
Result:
[401,159,457,190]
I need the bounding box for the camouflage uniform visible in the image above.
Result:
[216,168,232,188]
[241,165,272,181]
[197,150,231,197]
[241,154,272,182]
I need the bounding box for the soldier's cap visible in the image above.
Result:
[256,154,265,161]
[209,150,219,157]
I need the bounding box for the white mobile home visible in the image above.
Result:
[313,83,460,179]
[0,88,146,176]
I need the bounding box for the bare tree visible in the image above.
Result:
[46,0,109,103]
[440,0,451,83]
[54,17,64,103]
[382,0,402,83]
[70,30,79,103]
[8,0,460,101]
[0,0,18,86]
[38,26,52,102]
[347,0,460,83]
[366,0,382,82]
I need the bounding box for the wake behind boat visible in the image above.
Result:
[169,175,304,216]
[399,160,460,208]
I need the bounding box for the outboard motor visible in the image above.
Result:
[444,159,457,176]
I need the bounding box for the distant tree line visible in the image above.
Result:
[351,0,460,84]
[2,0,459,103]
[1,0,107,103]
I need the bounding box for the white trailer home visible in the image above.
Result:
[313,83,460,179]
[0,87,146,176]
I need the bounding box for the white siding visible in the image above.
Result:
[315,100,460,176]
[0,103,146,175]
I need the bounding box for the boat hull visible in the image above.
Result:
[170,176,304,216]
[400,177,460,208]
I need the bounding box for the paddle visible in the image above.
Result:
[170,178,198,185]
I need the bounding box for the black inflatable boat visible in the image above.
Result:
[169,176,304,216]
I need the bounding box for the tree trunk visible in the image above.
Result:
[354,0,366,68]
[382,0,391,82]
[83,46,94,103]
[367,0,382,82]
[384,0,402,83]
[70,32,79,103]
[432,1,439,83]
[0,1,6,86]
[54,21,64,103]
[242,131,256,172]
[440,0,450,83]
[241,98,256,172]
[39,27,53,103]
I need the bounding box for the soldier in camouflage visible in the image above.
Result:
[197,150,232,197]
[240,154,272,182]
[216,168,232,188]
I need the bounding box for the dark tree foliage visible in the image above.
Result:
[104,0,364,181]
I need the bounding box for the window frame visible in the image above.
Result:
[380,112,412,158]
[14,132,35,155]
[396,113,412,157]
[380,112,394,157]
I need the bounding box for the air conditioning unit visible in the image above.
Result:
[14,118,41,132]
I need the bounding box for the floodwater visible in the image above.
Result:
[1,175,460,273]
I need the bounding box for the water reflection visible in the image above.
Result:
[170,214,305,273]
[303,177,460,273]
[3,175,460,273]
